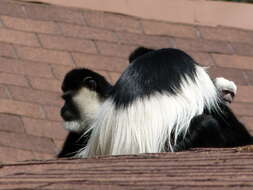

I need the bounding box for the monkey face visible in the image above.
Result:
[60,68,112,133]
[61,87,102,133]
[61,91,80,121]
[214,77,237,105]
[61,90,83,133]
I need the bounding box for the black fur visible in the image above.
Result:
[62,68,112,98]
[174,104,253,151]
[57,132,91,158]
[128,47,155,63]
[60,94,80,121]
[112,48,197,108]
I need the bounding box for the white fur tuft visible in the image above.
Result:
[63,121,82,133]
[74,88,102,123]
[214,77,237,94]
[78,66,221,158]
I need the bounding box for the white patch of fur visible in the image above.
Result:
[63,121,82,132]
[214,77,237,95]
[74,88,102,122]
[77,66,221,158]
[64,88,102,133]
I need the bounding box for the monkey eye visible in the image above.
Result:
[222,89,235,98]
[83,77,97,90]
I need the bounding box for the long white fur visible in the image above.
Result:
[77,66,221,158]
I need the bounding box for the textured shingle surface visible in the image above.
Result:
[0,0,253,188]
[1,147,253,190]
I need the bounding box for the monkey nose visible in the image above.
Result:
[60,107,76,121]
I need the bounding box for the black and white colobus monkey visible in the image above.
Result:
[59,47,252,158]
[58,69,112,157]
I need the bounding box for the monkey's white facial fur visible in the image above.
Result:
[63,121,83,133]
[214,77,237,104]
[63,87,103,133]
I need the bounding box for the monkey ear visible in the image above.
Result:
[83,77,97,90]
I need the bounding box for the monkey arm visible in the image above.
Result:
[173,105,253,152]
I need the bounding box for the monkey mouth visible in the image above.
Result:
[63,121,83,133]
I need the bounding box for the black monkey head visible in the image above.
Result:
[60,68,112,133]
[62,68,111,98]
